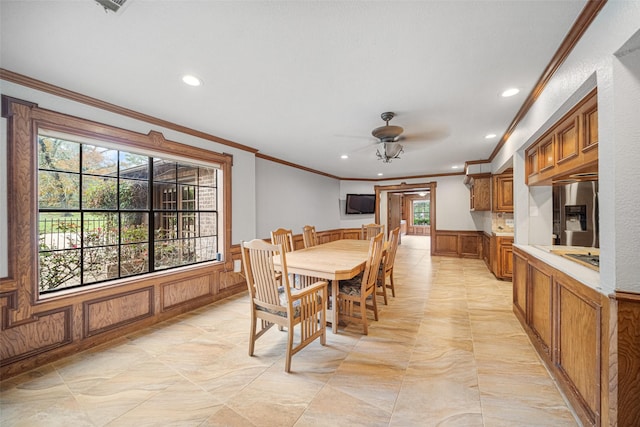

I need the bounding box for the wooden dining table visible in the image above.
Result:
[273,239,374,333]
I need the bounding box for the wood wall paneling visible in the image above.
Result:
[0,308,72,366]
[529,264,553,354]
[616,291,640,427]
[513,251,528,322]
[434,232,459,257]
[0,96,240,379]
[512,247,615,427]
[84,288,153,338]
[433,231,482,259]
[556,280,601,425]
[161,274,211,311]
[459,234,481,258]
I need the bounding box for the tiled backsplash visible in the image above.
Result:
[493,212,514,233]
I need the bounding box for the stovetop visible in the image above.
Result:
[564,252,599,267]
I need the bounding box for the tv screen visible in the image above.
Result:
[345,194,376,214]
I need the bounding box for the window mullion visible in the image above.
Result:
[149,157,155,273]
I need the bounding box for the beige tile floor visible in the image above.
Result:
[0,236,579,426]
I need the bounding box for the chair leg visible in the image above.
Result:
[285,326,294,373]
[361,302,369,335]
[388,271,395,297]
[371,293,379,321]
[320,303,327,345]
[248,312,257,356]
[380,280,388,305]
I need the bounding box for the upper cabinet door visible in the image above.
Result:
[493,172,513,213]
[525,89,598,186]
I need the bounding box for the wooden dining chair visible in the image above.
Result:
[361,223,384,240]
[337,232,385,335]
[241,239,328,373]
[271,228,295,252]
[302,225,318,248]
[377,226,400,305]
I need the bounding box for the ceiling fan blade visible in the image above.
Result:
[399,126,450,143]
[334,133,374,141]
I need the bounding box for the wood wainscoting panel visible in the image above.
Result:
[0,308,72,366]
[84,288,153,338]
[529,264,553,355]
[512,250,528,322]
[556,279,601,426]
[339,229,361,241]
[161,274,211,311]
[433,232,458,256]
[459,234,481,258]
[616,291,640,427]
[433,231,481,258]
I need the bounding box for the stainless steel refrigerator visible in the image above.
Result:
[552,181,599,248]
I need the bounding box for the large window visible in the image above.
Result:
[412,199,430,226]
[37,133,220,294]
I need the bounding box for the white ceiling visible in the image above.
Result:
[0,0,587,179]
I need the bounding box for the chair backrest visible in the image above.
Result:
[302,225,318,248]
[384,227,401,272]
[361,223,384,240]
[241,239,291,313]
[271,228,295,253]
[360,232,385,295]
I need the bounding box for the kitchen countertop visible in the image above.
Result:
[492,231,514,237]
[515,244,601,293]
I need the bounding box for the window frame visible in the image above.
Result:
[37,134,222,293]
[2,96,233,301]
[411,199,430,226]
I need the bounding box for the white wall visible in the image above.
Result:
[0,80,258,278]
[492,1,640,294]
[255,158,340,239]
[612,32,640,293]
[0,108,6,277]
[339,175,478,231]
[338,181,378,229]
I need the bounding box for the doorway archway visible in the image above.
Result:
[374,182,437,255]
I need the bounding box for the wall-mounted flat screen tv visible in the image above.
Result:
[345,194,376,214]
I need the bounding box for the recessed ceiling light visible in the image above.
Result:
[451,165,459,169]
[501,88,520,97]
[182,74,203,87]
[485,133,497,139]
[341,154,349,159]
[377,173,383,176]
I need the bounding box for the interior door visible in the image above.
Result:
[388,193,402,241]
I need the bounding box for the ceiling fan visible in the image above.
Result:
[372,112,404,163]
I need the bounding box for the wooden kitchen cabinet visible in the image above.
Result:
[482,232,491,268]
[512,247,609,427]
[525,89,598,186]
[467,173,491,211]
[580,92,599,165]
[490,235,513,280]
[492,170,513,212]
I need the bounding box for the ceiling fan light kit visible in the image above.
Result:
[377,142,404,163]
[372,112,404,163]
